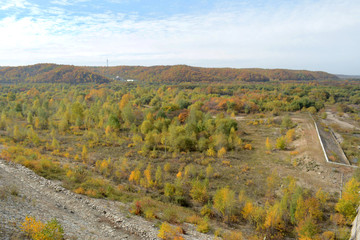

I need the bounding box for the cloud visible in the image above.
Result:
[0,0,359,74]
[0,0,29,10]
[50,0,89,6]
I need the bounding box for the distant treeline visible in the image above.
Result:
[88,65,338,82]
[0,63,338,84]
[0,64,110,84]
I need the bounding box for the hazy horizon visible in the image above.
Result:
[1,62,359,76]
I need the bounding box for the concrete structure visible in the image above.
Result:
[351,208,360,239]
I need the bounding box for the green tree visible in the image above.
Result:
[121,103,135,126]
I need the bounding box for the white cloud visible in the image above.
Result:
[50,0,89,6]
[0,0,30,10]
[0,0,359,74]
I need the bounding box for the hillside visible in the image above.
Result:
[0,64,339,84]
[0,64,110,84]
[88,65,338,82]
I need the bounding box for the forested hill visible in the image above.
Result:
[0,64,338,84]
[0,64,110,84]
[88,65,338,82]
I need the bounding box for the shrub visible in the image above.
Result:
[130,200,142,215]
[213,187,236,221]
[223,230,243,240]
[244,143,252,150]
[336,227,350,240]
[196,217,210,233]
[200,204,214,218]
[217,147,226,158]
[330,213,346,226]
[322,231,335,240]
[21,216,64,240]
[290,151,299,156]
[285,129,296,142]
[276,136,287,150]
[158,222,184,240]
[187,215,201,224]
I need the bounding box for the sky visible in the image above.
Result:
[0,0,359,74]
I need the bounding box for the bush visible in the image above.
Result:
[336,227,350,240]
[322,231,335,240]
[276,136,287,150]
[196,217,210,233]
[281,115,296,129]
[223,230,243,240]
[158,222,184,240]
[21,216,64,240]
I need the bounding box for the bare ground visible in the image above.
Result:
[324,111,360,131]
[276,113,354,194]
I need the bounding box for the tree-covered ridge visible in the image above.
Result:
[0,64,110,84]
[0,64,338,84]
[89,65,338,82]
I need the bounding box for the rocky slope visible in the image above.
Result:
[0,145,213,240]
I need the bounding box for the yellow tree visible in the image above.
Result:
[13,125,21,141]
[190,179,208,204]
[206,164,214,178]
[129,169,141,185]
[285,129,296,143]
[335,178,360,222]
[217,147,226,158]
[263,201,285,235]
[265,137,272,151]
[155,166,162,187]
[206,147,216,157]
[81,145,88,163]
[144,163,153,188]
[158,222,184,240]
[213,187,236,221]
[119,93,132,110]
[242,201,254,220]
[276,136,286,150]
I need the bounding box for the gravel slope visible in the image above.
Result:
[0,158,151,239]
[0,145,214,240]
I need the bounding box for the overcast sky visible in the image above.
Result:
[0,0,359,74]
